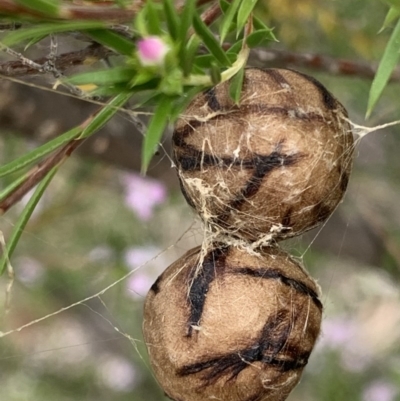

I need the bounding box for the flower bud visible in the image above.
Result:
[137,36,170,67]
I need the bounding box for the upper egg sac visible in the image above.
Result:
[172,68,354,243]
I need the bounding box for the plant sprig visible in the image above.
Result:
[367,1,400,117]
[0,0,275,276]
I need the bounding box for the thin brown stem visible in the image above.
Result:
[0,139,84,214]
[2,42,392,83]
[196,0,215,6]
[0,44,112,77]
[188,1,222,36]
[201,1,223,26]
[0,0,144,23]
[249,47,400,82]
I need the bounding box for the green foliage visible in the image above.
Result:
[142,96,175,173]
[367,18,400,117]
[1,2,400,401]
[15,0,61,18]
[382,0,400,9]
[367,1,400,117]
[0,168,58,275]
[246,28,276,47]
[229,66,245,104]
[219,0,242,43]
[237,0,258,32]
[163,0,180,40]
[1,0,399,280]
[380,7,400,32]
[67,67,135,87]
[85,30,137,56]
[0,0,273,273]
[79,93,133,139]
[1,21,107,46]
[0,127,81,178]
[192,12,232,67]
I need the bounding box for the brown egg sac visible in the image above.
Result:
[173,68,354,243]
[143,245,322,401]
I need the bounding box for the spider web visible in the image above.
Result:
[0,62,400,400]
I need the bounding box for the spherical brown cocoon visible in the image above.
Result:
[173,68,354,242]
[143,245,322,401]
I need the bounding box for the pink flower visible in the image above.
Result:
[316,316,372,372]
[137,36,170,66]
[124,246,165,299]
[127,272,154,299]
[363,381,397,401]
[318,317,356,349]
[15,256,44,286]
[121,172,167,220]
[97,354,139,392]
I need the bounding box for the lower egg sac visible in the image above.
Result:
[143,244,322,401]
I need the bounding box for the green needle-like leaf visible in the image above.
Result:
[0,93,132,178]
[0,167,58,276]
[0,174,30,203]
[67,67,135,87]
[192,13,232,67]
[219,0,230,13]
[210,63,222,85]
[178,0,196,69]
[246,28,276,48]
[179,0,196,44]
[146,0,162,35]
[367,19,400,118]
[141,96,174,173]
[134,5,148,36]
[164,0,180,40]
[229,67,244,104]
[80,92,133,139]
[15,0,61,18]
[226,40,244,55]
[380,6,400,32]
[169,87,203,121]
[24,35,47,51]
[0,127,81,178]
[182,35,201,76]
[381,0,400,9]
[237,0,258,33]
[86,29,136,56]
[219,0,242,43]
[1,21,106,46]
[253,15,273,31]
[194,53,236,69]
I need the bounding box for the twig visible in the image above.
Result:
[0,21,21,31]
[249,47,400,82]
[187,1,222,37]
[0,0,144,23]
[201,1,223,26]
[0,44,112,77]
[0,0,222,79]
[0,139,84,214]
[196,0,215,6]
[0,0,218,24]
[3,43,399,83]
[0,231,14,317]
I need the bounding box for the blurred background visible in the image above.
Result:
[1,0,400,400]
